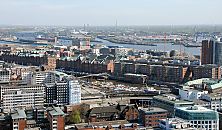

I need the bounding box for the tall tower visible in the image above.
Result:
[201,39,214,65]
[54,37,58,44]
[115,20,118,35]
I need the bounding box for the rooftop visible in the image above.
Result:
[49,71,69,77]
[11,108,26,120]
[154,95,194,105]
[48,106,65,116]
[139,107,167,114]
[184,78,222,90]
[208,93,222,99]
[75,120,133,128]
[177,106,215,113]
[175,106,219,120]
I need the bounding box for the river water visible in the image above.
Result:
[0,41,47,47]
[92,38,201,56]
[0,38,201,56]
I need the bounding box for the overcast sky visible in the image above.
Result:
[0,0,221,26]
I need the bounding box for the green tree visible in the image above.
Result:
[69,110,81,124]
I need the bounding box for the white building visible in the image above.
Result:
[27,71,69,85]
[175,106,219,130]
[179,88,208,101]
[34,72,46,84]
[159,118,194,130]
[201,93,222,111]
[0,84,45,113]
[68,80,81,105]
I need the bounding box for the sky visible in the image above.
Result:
[0,0,222,26]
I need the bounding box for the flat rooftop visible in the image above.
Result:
[139,107,167,114]
[75,120,133,128]
[11,108,26,120]
[154,95,194,105]
[176,106,215,113]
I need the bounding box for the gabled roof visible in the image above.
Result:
[87,106,119,118]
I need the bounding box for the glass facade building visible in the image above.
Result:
[175,106,219,129]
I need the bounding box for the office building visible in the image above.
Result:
[45,82,69,105]
[201,39,222,66]
[201,40,214,65]
[0,84,45,113]
[175,106,219,130]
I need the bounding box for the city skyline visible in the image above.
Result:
[0,0,222,26]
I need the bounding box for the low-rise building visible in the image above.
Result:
[118,104,139,123]
[179,87,208,101]
[86,106,119,122]
[153,95,194,117]
[73,120,138,130]
[139,107,167,127]
[11,108,27,130]
[159,118,195,130]
[201,93,222,111]
[183,78,222,93]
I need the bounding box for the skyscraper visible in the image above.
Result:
[201,39,214,65]
[201,39,222,65]
[215,41,222,65]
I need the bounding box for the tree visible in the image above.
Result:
[69,110,81,124]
